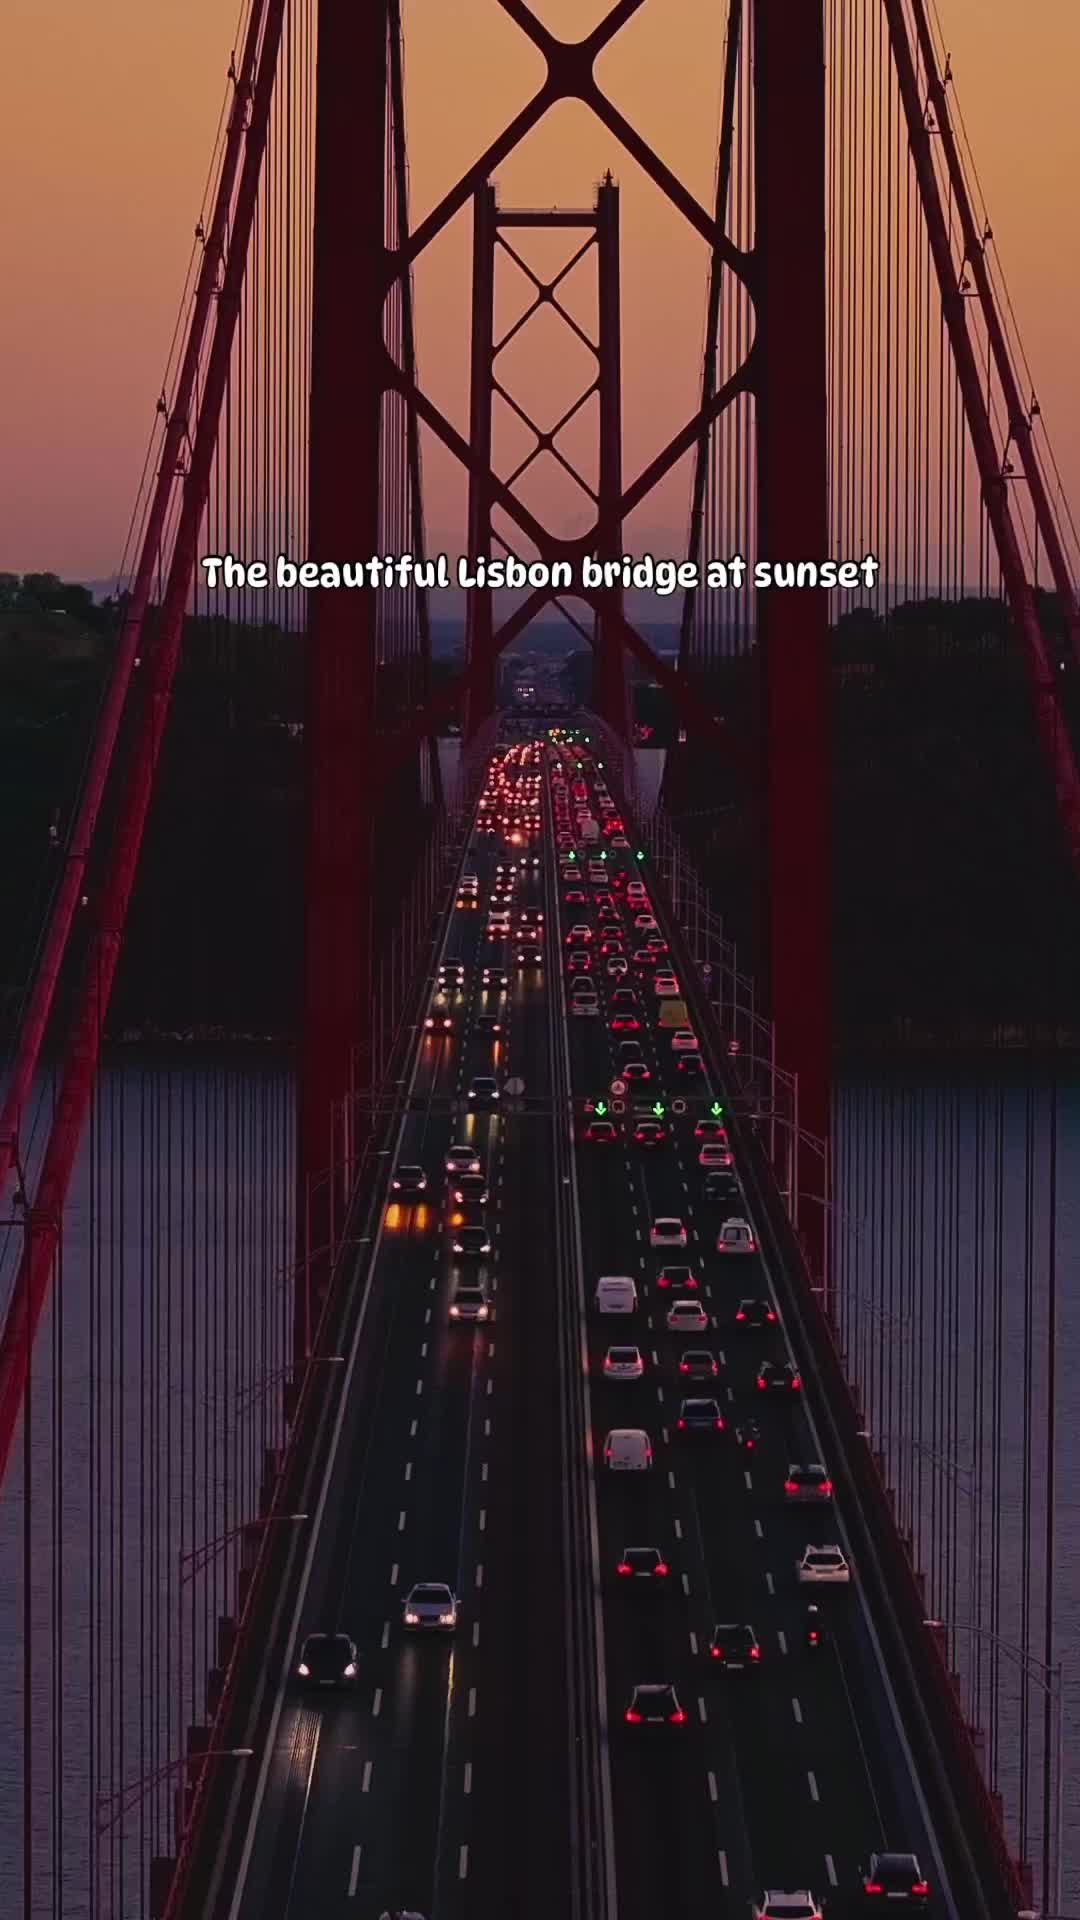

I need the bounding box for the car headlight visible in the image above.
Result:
[452,1241,463,1253]
[392,1179,401,1188]
[439,1613,455,1626]
[404,1612,420,1624]
[344,1662,357,1677]
[477,1305,489,1319]
[297,1663,310,1677]
[450,1306,460,1317]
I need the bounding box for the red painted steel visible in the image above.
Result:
[0,0,268,1209]
[594,174,631,739]
[298,0,389,1350]
[464,184,497,740]
[752,0,831,1284]
[882,0,1080,879]
[0,0,290,1496]
[906,0,1080,668]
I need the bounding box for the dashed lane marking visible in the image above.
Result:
[372,1688,382,1717]
[807,1770,819,1802]
[464,1762,473,1795]
[673,1518,683,1539]
[479,1509,487,1531]
[397,1510,407,1532]
[415,1379,424,1396]
[697,1696,708,1723]
[459,1845,469,1880]
[718,1851,729,1886]
[424,1307,432,1325]
[681,1572,691,1596]
[381,1622,390,1649]
[689,1630,698,1655]
[405,1462,413,1482]
[475,1564,484,1588]
[347,1845,361,1897]
[792,1697,802,1724]
[361,1760,373,1793]
[481,1461,489,1482]
[707,1771,718,1803]
[668,1470,677,1490]
[468,1687,477,1717]
[420,1341,428,1359]
[743,1470,752,1490]
[409,1418,418,1437]
[753,1519,763,1539]
[825,1853,837,1886]
[778,1629,787,1655]
[472,1621,480,1647]
[765,1572,774,1594]
[390,1564,399,1586]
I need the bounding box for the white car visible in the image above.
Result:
[603,1345,645,1381]
[717,1217,756,1254]
[650,1217,688,1249]
[402,1582,458,1630]
[751,1895,824,1920]
[606,956,629,978]
[449,1282,489,1322]
[604,1428,653,1471]
[653,971,680,996]
[633,913,658,931]
[796,1545,851,1585]
[671,1029,697,1052]
[445,1145,481,1176]
[699,1143,733,1168]
[666,1299,709,1333]
[571,995,600,1016]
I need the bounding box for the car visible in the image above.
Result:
[452,1225,491,1257]
[467,1076,500,1106]
[650,1217,688,1248]
[734,1297,777,1329]
[734,1419,761,1452]
[676,1396,725,1435]
[695,1119,727,1141]
[451,1173,488,1205]
[564,888,586,904]
[449,1282,489,1322]
[666,1299,708,1333]
[757,1360,801,1395]
[644,934,669,954]
[480,966,508,987]
[296,1632,359,1687]
[451,1202,486,1234]
[633,1119,665,1145]
[517,945,543,964]
[604,1428,653,1471]
[709,1623,761,1670]
[445,1144,481,1176]
[678,1348,718,1379]
[603,1345,645,1381]
[565,923,592,944]
[633,912,658,931]
[632,948,658,972]
[610,987,637,1009]
[796,1544,851,1584]
[571,994,600,1016]
[611,1012,641,1032]
[475,1013,502,1034]
[703,1169,739,1202]
[670,1028,697,1051]
[391,1165,427,1196]
[653,971,680,996]
[456,893,479,909]
[606,956,629,977]
[610,834,630,848]
[656,1263,698,1291]
[784,1464,834,1502]
[623,1683,687,1728]
[717,1217,756,1254]
[751,1894,824,1920]
[858,1853,930,1904]
[566,950,591,973]
[438,963,466,985]
[616,1546,669,1581]
[425,1010,453,1032]
[676,1054,705,1077]
[595,1276,638,1314]
[585,1118,619,1143]
[699,1142,733,1169]
[622,1060,651,1082]
[402,1582,458,1630]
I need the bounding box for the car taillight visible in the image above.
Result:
[750,1645,761,1660]
[735,1310,746,1321]
[617,1562,632,1575]
[911,1883,929,1896]
[669,1709,687,1723]
[715,1418,724,1430]
[757,1378,767,1391]
[792,1375,802,1389]
[711,1646,721,1658]
[679,1362,689,1372]
[785,1480,798,1493]
[654,1562,669,1575]
[821,1479,833,1494]
[863,1884,883,1895]
[624,1709,642,1723]
[677,1419,686,1429]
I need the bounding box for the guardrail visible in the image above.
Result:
[610,779,1025,1920]
[159,794,486,1920]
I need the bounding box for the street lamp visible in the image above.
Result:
[96,1747,253,1832]
[179,1510,309,1583]
[924,1619,1063,1915]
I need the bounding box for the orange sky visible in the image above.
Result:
[2,0,1078,582]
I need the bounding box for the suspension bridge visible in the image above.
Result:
[1,2,1077,1917]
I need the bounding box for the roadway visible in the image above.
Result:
[230,744,571,1920]
[550,741,956,1919]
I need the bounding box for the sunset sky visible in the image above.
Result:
[2,0,1078,584]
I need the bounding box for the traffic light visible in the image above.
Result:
[635,849,645,861]
[710,1101,724,1117]
[595,1100,608,1117]
[652,1101,666,1117]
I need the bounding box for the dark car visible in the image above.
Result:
[656,1264,699,1291]
[858,1853,930,1905]
[703,1168,739,1202]
[733,1298,777,1330]
[391,1164,427,1197]
[615,1040,643,1064]
[757,1360,802,1396]
[677,1348,718,1380]
[610,987,637,1009]
[676,1396,725,1436]
[734,1420,761,1452]
[622,1061,651,1082]
[517,945,543,965]
[451,1225,491,1257]
[451,1173,488,1205]
[616,1546,670,1582]
[623,1683,687,1728]
[708,1623,761,1671]
[296,1632,358,1688]
[634,1119,665,1146]
[475,1013,502,1035]
[585,1119,619,1144]
[676,1054,705,1078]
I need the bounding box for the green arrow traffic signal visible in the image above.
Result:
[635,849,645,860]
[653,1101,665,1117]
[710,1101,724,1116]
[595,1100,607,1116]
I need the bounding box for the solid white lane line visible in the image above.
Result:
[361,1760,373,1793]
[807,1770,819,1802]
[791,1696,802,1723]
[347,1844,362,1897]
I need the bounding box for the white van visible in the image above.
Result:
[595,1275,638,1314]
[603,1428,653,1471]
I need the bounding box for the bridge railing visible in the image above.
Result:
[606,764,1026,1920]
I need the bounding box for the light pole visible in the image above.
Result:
[95,1747,253,1832]
[179,1510,308,1583]
[924,1618,1063,1915]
